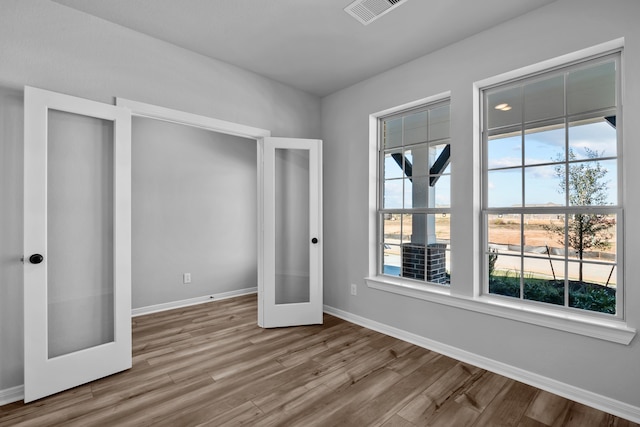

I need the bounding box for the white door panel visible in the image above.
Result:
[23,87,131,402]
[258,137,322,328]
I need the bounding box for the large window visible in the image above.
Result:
[379,100,451,285]
[482,53,622,317]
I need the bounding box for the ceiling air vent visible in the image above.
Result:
[344,0,409,25]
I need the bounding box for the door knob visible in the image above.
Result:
[29,254,44,264]
[311,238,318,244]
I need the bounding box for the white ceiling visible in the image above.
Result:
[51,0,558,97]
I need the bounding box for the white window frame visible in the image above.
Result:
[377,99,452,286]
[481,51,624,320]
[365,39,636,345]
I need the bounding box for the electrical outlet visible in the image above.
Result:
[183,273,191,284]
[350,283,357,296]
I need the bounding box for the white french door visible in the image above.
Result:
[258,137,323,328]
[23,87,132,402]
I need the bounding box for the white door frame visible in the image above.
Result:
[116,99,323,329]
[116,99,276,318]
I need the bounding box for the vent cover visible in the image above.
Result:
[344,0,408,25]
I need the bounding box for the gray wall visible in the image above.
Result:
[0,0,320,391]
[321,0,640,409]
[132,117,257,308]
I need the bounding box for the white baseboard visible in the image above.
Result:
[0,384,24,406]
[131,287,257,317]
[323,304,640,424]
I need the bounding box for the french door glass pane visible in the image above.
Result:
[274,148,310,305]
[47,109,115,358]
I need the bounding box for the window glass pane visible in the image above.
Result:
[524,124,565,166]
[443,162,451,175]
[524,75,564,123]
[403,111,428,146]
[408,176,429,209]
[403,178,413,209]
[384,117,403,149]
[568,262,616,314]
[402,213,418,243]
[383,244,401,277]
[383,213,401,241]
[524,164,565,207]
[487,213,521,255]
[488,254,521,298]
[487,169,522,208]
[436,213,451,245]
[566,213,616,261]
[432,175,450,208]
[567,160,617,206]
[487,132,521,169]
[400,214,449,284]
[438,214,451,285]
[429,105,450,140]
[383,179,403,209]
[568,117,617,160]
[524,214,565,259]
[486,86,523,129]
[437,214,452,286]
[429,143,450,171]
[384,151,404,180]
[523,257,564,306]
[567,60,616,115]
[405,145,428,177]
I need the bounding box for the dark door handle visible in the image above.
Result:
[311,238,318,244]
[29,254,44,264]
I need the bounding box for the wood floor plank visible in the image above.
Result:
[525,389,572,426]
[381,414,416,427]
[2,294,637,427]
[397,361,481,425]
[454,369,511,413]
[472,380,539,426]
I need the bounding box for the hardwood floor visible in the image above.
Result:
[1,293,637,426]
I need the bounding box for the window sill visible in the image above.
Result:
[365,275,636,345]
